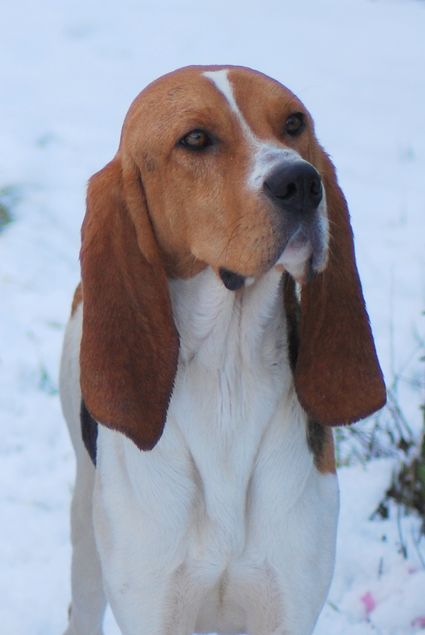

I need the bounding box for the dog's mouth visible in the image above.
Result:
[275,227,315,284]
[218,224,327,291]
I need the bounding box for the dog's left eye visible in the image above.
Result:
[284,113,305,136]
[179,129,213,151]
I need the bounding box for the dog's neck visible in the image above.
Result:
[169,266,288,373]
[166,266,297,504]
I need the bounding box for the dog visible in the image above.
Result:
[59,65,386,635]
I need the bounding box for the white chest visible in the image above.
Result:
[94,268,338,634]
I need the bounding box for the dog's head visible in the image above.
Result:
[80,65,386,450]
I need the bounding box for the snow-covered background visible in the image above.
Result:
[1,0,424,633]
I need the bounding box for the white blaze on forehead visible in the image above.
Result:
[202,70,239,113]
[203,69,303,190]
[203,69,258,144]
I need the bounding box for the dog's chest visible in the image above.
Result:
[95,269,318,632]
[170,324,286,564]
[165,270,301,627]
[162,269,308,557]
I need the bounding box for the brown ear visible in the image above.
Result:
[292,153,386,425]
[79,158,179,450]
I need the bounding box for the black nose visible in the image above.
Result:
[263,162,322,213]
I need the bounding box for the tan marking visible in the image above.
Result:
[315,428,336,474]
[71,282,82,316]
[120,65,320,280]
[80,159,179,451]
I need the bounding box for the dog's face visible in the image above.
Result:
[120,65,328,286]
[80,65,386,451]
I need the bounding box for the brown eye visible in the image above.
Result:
[284,112,305,136]
[179,129,212,150]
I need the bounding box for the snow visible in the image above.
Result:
[0,0,424,633]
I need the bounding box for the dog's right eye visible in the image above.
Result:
[179,129,213,151]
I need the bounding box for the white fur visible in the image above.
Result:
[60,303,107,635]
[60,267,339,635]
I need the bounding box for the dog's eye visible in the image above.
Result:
[179,129,212,150]
[284,113,305,137]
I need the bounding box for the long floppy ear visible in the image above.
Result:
[292,152,386,425]
[79,158,179,450]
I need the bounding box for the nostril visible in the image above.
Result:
[281,182,297,201]
[310,177,322,200]
[264,178,298,201]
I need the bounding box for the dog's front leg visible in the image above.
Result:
[248,489,339,635]
[95,561,198,635]
[63,455,107,635]
[241,415,340,635]
[92,428,200,635]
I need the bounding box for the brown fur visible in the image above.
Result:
[80,160,179,450]
[284,276,336,473]
[71,283,82,316]
[79,65,386,452]
[294,151,386,425]
[318,428,336,474]
[307,422,336,474]
[119,66,319,281]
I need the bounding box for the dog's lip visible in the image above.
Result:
[217,225,325,290]
[278,227,312,263]
[218,267,246,291]
[217,231,312,290]
[274,227,313,284]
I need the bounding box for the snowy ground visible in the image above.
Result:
[1,0,424,634]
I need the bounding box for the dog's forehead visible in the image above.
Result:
[124,66,304,133]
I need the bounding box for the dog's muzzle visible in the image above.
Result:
[264,160,328,282]
[218,161,327,290]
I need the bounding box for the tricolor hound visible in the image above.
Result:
[60,65,386,635]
